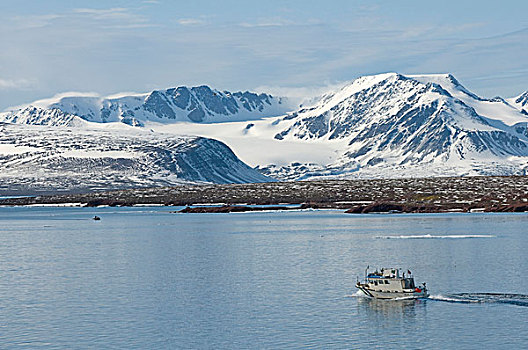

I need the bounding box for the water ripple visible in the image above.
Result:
[376,234,495,239]
[429,293,528,307]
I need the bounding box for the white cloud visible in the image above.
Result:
[239,20,293,28]
[177,18,206,26]
[254,82,348,108]
[0,78,35,90]
[5,91,101,111]
[73,8,131,20]
[10,14,62,29]
[5,7,154,31]
[239,17,321,28]
[72,7,154,29]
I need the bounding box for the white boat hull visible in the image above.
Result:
[357,284,428,300]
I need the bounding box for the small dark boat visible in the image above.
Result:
[93,216,101,221]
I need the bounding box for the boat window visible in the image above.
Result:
[374,281,378,286]
[384,280,390,284]
[402,278,415,289]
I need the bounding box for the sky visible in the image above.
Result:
[0,0,527,110]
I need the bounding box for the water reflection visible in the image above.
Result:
[357,297,426,320]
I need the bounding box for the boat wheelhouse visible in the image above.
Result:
[356,267,428,299]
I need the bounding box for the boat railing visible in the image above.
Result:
[362,267,416,283]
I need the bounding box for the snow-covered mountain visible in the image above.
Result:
[2,73,528,187]
[0,106,86,127]
[0,123,272,194]
[1,85,290,126]
[251,73,528,179]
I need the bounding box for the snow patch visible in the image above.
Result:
[0,144,41,155]
[59,150,138,159]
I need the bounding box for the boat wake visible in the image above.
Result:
[349,292,528,307]
[375,234,495,239]
[428,293,528,307]
[345,290,371,298]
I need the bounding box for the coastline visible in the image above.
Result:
[1,176,527,213]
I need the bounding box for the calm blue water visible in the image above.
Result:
[0,207,527,349]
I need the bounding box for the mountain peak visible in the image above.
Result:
[275,72,483,141]
[516,91,528,107]
[409,73,482,100]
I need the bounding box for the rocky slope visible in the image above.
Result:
[0,123,271,194]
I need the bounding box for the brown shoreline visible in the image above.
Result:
[175,201,528,214]
[1,176,528,213]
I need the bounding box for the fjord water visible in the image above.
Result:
[1,207,527,349]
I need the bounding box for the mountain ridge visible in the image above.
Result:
[2,85,291,126]
[2,73,528,186]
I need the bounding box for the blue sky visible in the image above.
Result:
[0,0,527,110]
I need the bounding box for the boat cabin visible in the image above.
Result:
[365,268,415,292]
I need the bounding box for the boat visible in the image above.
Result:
[356,267,428,299]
